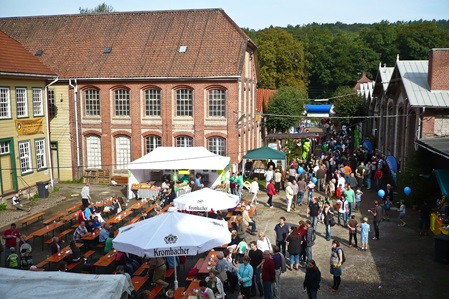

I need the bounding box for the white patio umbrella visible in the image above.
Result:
[113,207,231,289]
[173,188,240,212]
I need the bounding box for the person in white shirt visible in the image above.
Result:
[264,166,274,186]
[250,177,260,204]
[81,183,92,207]
[256,232,272,253]
[285,182,294,212]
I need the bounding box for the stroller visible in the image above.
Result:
[155,189,170,210]
[20,242,33,270]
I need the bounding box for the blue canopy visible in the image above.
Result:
[362,139,373,153]
[434,169,449,197]
[304,104,332,113]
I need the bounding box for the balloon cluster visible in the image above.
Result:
[377,186,411,199]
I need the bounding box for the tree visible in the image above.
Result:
[331,86,366,126]
[79,3,114,14]
[255,28,307,90]
[265,86,308,133]
[357,21,398,66]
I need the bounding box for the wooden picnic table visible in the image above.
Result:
[93,249,117,268]
[198,250,217,274]
[81,228,100,241]
[61,211,79,224]
[46,243,83,264]
[30,221,65,250]
[107,209,133,226]
[66,203,82,214]
[182,280,201,299]
[129,200,146,211]
[131,276,148,292]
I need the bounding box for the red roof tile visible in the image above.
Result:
[0,30,55,76]
[0,9,255,79]
[256,89,278,112]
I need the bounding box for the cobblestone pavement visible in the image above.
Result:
[1,183,446,299]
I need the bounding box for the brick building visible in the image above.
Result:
[368,48,449,168]
[0,9,260,180]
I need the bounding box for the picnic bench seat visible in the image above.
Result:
[44,228,73,245]
[157,204,171,215]
[134,263,150,276]
[248,205,256,218]
[21,212,45,230]
[36,260,49,269]
[186,258,204,281]
[149,285,163,299]
[165,268,174,278]
[145,203,156,214]
[67,250,95,271]
[43,212,66,226]
[173,287,185,299]
[132,276,148,293]
[125,215,141,226]
[24,234,34,242]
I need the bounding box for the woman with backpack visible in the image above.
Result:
[329,240,344,292]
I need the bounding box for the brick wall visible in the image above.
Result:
[428,48,449,91]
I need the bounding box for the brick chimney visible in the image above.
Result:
[428,48,449,91]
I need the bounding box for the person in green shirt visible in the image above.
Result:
[236,172,244,200]
[104,231,115,253]
[7,247,19,268]
[343,184,356,216]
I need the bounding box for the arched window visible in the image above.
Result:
[85,89,100,116]
[208,89,226,117]
[86,136,102,168]
[176,136,193,147]
[208,137,226,156]
[116,136,131,169]
[145,135,161,154]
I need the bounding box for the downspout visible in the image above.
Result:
[416,107,426,150]
[69,79,81,177]
[45,77,59,189]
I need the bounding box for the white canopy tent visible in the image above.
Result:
[128,147,230,199]
[0,268,130,299]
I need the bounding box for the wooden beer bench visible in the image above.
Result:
[21,212,45,230]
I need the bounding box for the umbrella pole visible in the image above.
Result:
[174,256,178,290]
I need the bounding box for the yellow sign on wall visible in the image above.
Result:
[15,119,44,135]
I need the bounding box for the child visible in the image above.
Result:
[7,247,19,268]
[360,217,370,251]
[355,189,363,211]
[383,195,391,221]
[236,237,248,263]
[399,200,406,226]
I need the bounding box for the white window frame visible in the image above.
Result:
[208,137,226,156]
[32,88,44,116]
[86,136,102,168]
[35,139,47,170]
[175,136,193,147]
[145,136,161,154]
[114,89,130,116]
[0,87,11,119]
[208,89,226,117]
[19,140,32,174]
[0,141,10,154]
[145,89,161,117]
[176,89,193,117]
[16,87,28,118]
[85,89,100,116]
[116,136,131,170]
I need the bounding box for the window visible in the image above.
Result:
[0,141,10,154]
[85,89,100,116]
[0,87,11,119]
[16,88,28,117]
[35,139,47,170]
[116,136,130,170]
[32,88,44,116]
[208,89,226,117]
[86,136,102,168]
[145,89,161,116]
[145,136,161,154]
[114,89,130,116]
[48,90,56,118]
[19,141,32,174]
[208,137,226,156]
[176,89,192,116]
[176,136,193,147]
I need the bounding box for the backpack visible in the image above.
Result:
[337,247,346,264]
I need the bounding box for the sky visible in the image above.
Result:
[1,0,448,30]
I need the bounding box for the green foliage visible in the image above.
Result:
[0,202,7,211]
[357,21,398,66]
[53,186,60,192]
[255,27,307,90]
[332,86,366,126]
[265,86,308,133]
[60,178,84,184]
[79,3,114,14]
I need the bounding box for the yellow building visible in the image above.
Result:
[0,31,57,196]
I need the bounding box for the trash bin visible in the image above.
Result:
[434,234,449,263]
[36,181,49,198]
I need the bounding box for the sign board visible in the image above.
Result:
[15,119,44,135]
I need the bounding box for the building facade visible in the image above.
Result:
[0,9,260,180]
[0,31,57,195]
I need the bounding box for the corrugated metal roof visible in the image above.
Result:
[397,60,449,108]
[416,137,449,160]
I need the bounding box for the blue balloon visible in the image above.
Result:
[378,189,385,199]
[312,177,317,184]
[297,167,304,174]
[404,186,411,196]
